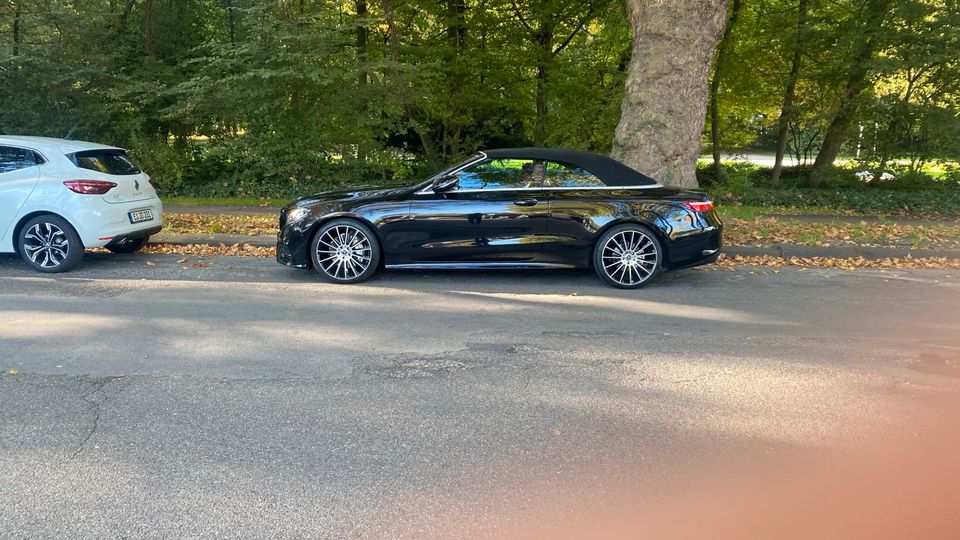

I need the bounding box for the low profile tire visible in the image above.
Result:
[593,223,662,289]
[310,219,380,284]
[18,215,84,273]
[106,236,149,254]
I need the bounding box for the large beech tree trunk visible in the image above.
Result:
[612,0,729,187]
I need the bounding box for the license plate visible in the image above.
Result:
[128,209,154,224]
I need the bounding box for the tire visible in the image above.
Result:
[310,219,380,284]
[593,223,662,289]
[106,236,149,254]
[18,215,85,273]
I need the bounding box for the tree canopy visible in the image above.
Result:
[1,0,957,195]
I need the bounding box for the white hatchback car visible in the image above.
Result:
[0,136,163,272]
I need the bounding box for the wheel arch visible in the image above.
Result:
[303,212,386,269]
[590,217,671,269]
[11,211,83,255]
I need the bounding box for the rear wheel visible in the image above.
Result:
[593,224,662,289]
[18,215,84,273]
[310,219,380,284]
[106,236,149,254]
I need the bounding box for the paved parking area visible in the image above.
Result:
[1,253,958,537]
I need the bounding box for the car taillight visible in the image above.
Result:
[63,180,118,195]
[682,200,714,213]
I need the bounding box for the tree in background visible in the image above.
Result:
[1,0,959,196]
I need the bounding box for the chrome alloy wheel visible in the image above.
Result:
[22,222,70,269]
[600,229,659,287]
[315,224,373,281]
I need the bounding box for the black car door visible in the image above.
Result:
[404,158,550,263]
[533,160,625,266]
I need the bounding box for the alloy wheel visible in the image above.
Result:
[22,222,70,269]
[600,229,659,287]
[315,224,373,281]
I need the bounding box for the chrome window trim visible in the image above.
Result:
[415,152,664,194]
[416,151,488,195]
[414,184,664,195]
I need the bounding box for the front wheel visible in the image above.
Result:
[310,219,380,284]
[593,224,662,289]
[18,215,85,273]
[106,236,149,254]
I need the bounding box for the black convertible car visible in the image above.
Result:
[277,148,722,288]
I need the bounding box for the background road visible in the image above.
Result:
[1,253,958,537]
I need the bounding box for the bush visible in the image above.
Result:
[710,186,960,217]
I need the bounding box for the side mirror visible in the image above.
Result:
[432,174,459,193]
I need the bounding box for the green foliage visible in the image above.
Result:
[700,160,960,217]
[1,0,958,197]
[0,0,627,195]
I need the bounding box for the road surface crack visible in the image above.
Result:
[65,376,128,462]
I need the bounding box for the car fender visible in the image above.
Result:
[592,214,672,266]
[6,200,85,253]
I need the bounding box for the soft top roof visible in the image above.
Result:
[482,147,658,186]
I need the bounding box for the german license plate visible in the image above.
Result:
[128,209,154,224]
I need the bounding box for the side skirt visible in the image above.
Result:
[385,262,577,270]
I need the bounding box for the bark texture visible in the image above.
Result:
[612,0,729,187]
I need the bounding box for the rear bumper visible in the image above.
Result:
[665,225,723,271]
[78,197,164,248]
[104,225,163,248]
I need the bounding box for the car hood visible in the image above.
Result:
[292,185,408,207]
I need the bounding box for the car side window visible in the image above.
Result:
[456,159,545,190]
[0,146,40,174]
[542,161,605,188]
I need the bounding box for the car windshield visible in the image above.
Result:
[70,149,142,176]
[414,153,484,190]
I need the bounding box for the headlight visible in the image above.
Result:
[285,207,311,225]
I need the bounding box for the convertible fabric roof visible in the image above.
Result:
[481,147,658,186]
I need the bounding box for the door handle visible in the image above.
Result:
[514,198,538,206]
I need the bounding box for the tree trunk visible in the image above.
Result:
[709,0,742,183]
[445,0,467,157]
[771,0,808,184]
[356,0,369,162]
[533,22,554,147]
[225,0,237,45]
[12,1,22,56]
[612,0,730,187]
[381,0,436,161]
[144,0,155,56]
[809,0,892,186]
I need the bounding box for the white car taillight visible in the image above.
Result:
[63,180,118,195]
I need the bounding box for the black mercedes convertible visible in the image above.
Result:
[276,148,722,288]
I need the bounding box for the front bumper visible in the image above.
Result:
[276,218,313,269]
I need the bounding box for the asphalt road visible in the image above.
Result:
[1,253,958,538]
